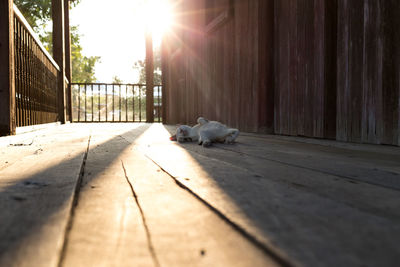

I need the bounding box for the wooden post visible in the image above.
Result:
[64,0,72,122]
[0,0,16,136]
[161,37,168,124]
[52,0,66,124]
[145,30,154,123]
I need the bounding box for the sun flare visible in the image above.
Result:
[143,0,174,39]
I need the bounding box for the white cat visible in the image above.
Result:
[171,117,239,147]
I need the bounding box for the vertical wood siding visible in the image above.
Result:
[337,0,400,145]
[164,0,400,146]
[274,0,337,138]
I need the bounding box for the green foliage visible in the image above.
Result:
[14,0,80,30]
[133,48,162,85]
[112,76,123,84]
[14,0,98,83]
[14,0,52,30]
[71,26,101,83]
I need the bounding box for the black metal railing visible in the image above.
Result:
[13,5,59,127]
[71,83,162,122]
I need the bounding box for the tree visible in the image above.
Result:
[14,0,99,83]
[14,0,80,32]
[70,26,100,83]
[133,47,162,85]
[112,76,123,84]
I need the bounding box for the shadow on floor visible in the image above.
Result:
[0,124,151,264]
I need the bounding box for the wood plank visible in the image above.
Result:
[122,128,280,267]
[0,0,16,136]
[323,0,337,139]
[147,125,400,267]
[257,0,274,133]
[164,133,400,219]
[62,124,281,267]
[382,0,400,145]
[0,124,90,267]
[219,133,400,190]
[60,125,154,267]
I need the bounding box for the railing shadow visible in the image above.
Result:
[0,123,151,265]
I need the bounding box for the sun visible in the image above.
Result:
[144,0,174,40]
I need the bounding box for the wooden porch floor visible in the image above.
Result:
[0,123,399,267]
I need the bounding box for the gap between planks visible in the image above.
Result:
[145,155,297,267]
[121,160,161,267]
[57,135,91,267]
[57,136,161,267]
[215,145,400,192]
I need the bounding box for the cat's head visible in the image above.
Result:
[176,125,190,137]
[170,125,190,141]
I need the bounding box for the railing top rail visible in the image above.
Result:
[71,83,162,86]
[13,4,60,71]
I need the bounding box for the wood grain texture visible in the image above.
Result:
[337,0,400,145]
[163,0,399,146]
[61,123,281,267]
[52,0,66,124]
[0,124,90,267]
[164,0,273,132]
[0,0,16,136]
[148,125,400,267]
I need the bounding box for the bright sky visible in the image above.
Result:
[70,0,172,83]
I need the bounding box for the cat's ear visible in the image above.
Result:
[197,117,208,125]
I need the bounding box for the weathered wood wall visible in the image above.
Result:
[163,0,400,146]
[274,0,337,139]
[337,0,400,145]
[164,0,274,133]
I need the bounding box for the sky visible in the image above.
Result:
[70,0,168,83]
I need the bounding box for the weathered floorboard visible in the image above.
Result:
[147,125,400,267]
[60,125,155,267]
[0,124,90,267]
[122,129,279,267]
[61,124,280,267]
[163,134,400,221]
[1,123,399,267]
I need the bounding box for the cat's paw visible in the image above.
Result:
[202,140,212,147]
[225,136,234,144]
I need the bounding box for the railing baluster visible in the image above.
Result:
[132,85,135,122]
[125,85,128,122]
[78,85,80,122]
[139,85,142,122]
[119,85,121,122]
[15,16,20,127]
[91,84,94,122]
[12,7,59,127]
[68,83,161,123]
[157,85,159,122]
[112,84,115,121]
[98,84,101,121]
[28,34,32,125]
[85,84,87,122]
[105,85,108,122]
[21,27,26,126]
